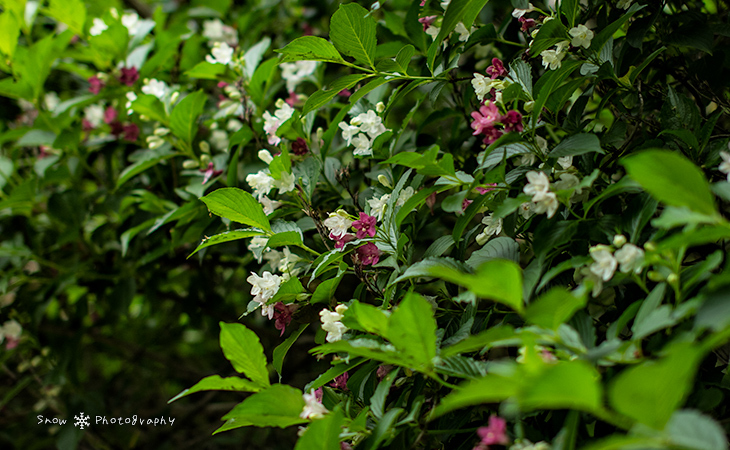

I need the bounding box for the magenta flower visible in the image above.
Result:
[418,15,438,31]
[200,162,223,184]
[330,232,355,250]
[103,106,118,125]
[474,415,509,450]
[476,183,498,194]
[285,91,299,107]
[119,67,139,86]
[519,16,537,32]
[217,81,229,88]
[314,387,323,402]
[352,212,377,239]
[122,123,139,142]
[291,137,309,155]
[273,302,298,336]
[376,365,392,380]
[501,110,524,133]
[485,58,506,79]
[481,126,503,145]
[356,243,380,265]
[338,88,352,98]
[471,102,500,135]
[82,119,94,132]
[460,198,473,214]
[88,76,104,94]
[329,372,349,390]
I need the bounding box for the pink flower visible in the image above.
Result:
[519,16,537,32]
[5,337,19,350]
[420,0,426,6]
[314,387,323,402]
[329,372,349,390]
[340,443,353,450]
[285,91,299,107]
[217,81,229,88]
[330,232,355,250]
[352,212,377,239]
[461,198,473,214]
[88,76,104,94]
[200,162,223,184]
[418,15,438,31]
[481,126,503,145]
[471,102,500,135]
[485,58,506,79]
[338,89,352,98]
[291,137,309,155]
[119,67,139,86]
[501,110,524,133]
[82,119,94,132]
[104,106,118,125]
[355,243,380,265]
[122,123,139,142]
[273,302,298,336]
[476,183,498,194]
[474,415,509,450]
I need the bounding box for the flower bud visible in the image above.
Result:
[377,174,392,188]
[200,154,211,165]
[258,150,274,164]
[182,159,198,169]
[153,127,169,136]
[170,91,180,103]
[644,242,656,252]
[667,273,679,284]
[199,141,211,154]
[612,234,627,248]
[376,101,385,113]
[647,271,664,282]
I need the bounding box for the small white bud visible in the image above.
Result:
[199,141,211,154]
[612,234,627,248]
[376,101,385,113]
[377,174,392,188]
[258,150,274,164]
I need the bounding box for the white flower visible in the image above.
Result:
[280,247,302,276]
[122,12,141,35]
[557,156,573,170]
[324,209,353,238]
[262,101,294,146]
[141,79,168,99]
[472,73,491,102]
[248,236,269,263]
[426,26,440,39]
[83,104,105,128]
[275,171,296,194]
[523,171,551,200]
[206,42,234,65]
[1,320,22,341]
[541,48,566,70]
[553,173,580,191]
[519,202,535,220]
[263,249,284,272]
[44,92,60,111]
[202,19,225,41]
[532,191,559,218]
[351,134,372,156]
[320,304,349,343]
[258,150,274,164]
[475,213,503,245]
[589,246,617,281]
[353,111,385,138]
[512,3,535,18]
[569,24,594,49]
[368,194,390,221]
[259,196,281,215]
[300,389,329,419]
[281,61,318,92]
[246,170,276,199]
[125,91,137,111]
[455,22,471,42]
[614,244,644,274]
[617,0,633,10]
[246,271,282,305]
[339,122,361,146]
[719,151,730,181]
[440,0,451,10]
[396,186,415,207]
[89,18,108,36]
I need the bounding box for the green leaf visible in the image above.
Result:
[435,0,489,51]
[216,384,305,433]
[273,324,308,378]
[170,90,206,148]
[267,231,303,248]
[45,0,86,36]
[621,149,717,216]
[276,36,345,64]
[549,133,604,158]
[609,343,704,429]
[130,94,168,124]
[370,368,399,419]
[441,325,516,358]
[200,187,271,231]
[526,287,587,330]
[168,375,262,403]
[294,408,345,450]
[303,74,371,115]
[528,18,569,58]
[342,301,389,336]
[188,229,265,258]
[395,44,414,74]
[312,339,413,369]
[395,259,524,313]
[386,293,437,370]
[0,10,21,59]
[466,237,519,268]
[560,0,579,27]
[590,3,645,53]
[665,409,728,450]
[329,3,377,68]
[532,60,582,126]
[116,146,177,189]
[184,61,228,80]
[219,322,270,388]
[305,358,366,392]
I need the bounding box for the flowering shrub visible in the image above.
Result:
[3,0,730,448]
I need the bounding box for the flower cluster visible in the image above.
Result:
[263,99,295,146]
[320,304,349,342]
[470,101,524,145]
[246,271,283,318]
[339,106,389,156]
[473,415,509,450]
[577,236,646,297]
[523,171,559,218]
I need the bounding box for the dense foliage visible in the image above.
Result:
[2,0,730,449]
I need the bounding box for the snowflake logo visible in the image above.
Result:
[74,412,91,430]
